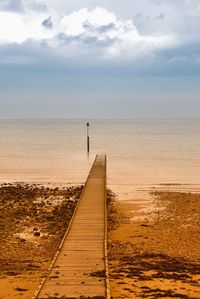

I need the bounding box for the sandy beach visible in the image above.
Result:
[1,184,200,299]
[0,184,83,299]
[108,191,200,299]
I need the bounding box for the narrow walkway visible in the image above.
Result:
[33,154,109,299]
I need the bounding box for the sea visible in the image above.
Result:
[0,119,200,199]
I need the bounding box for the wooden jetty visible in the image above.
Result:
[33,154,110,299]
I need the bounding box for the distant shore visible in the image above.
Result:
[108,191,200,299]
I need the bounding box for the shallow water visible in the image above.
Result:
[0,119,200,198]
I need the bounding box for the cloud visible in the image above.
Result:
[0,0,48,13]
[42,16,53,29]
[1,0,24,12]
[0,7,176,62]
[0,11,56,43]
[0,12,27,43]
[56,7,177,62]
[155,12,165,20]
[185,0,200,10]
[27,0,48,12]
[0,3,199,75]
[60,7,117,36]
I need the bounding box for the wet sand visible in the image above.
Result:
[0,183,83,299]
[108,191,200,299]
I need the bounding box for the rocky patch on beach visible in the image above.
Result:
[0,183,83,278]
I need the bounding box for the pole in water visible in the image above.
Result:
[86,122,90,153]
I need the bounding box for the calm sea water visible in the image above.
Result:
[0,119,200,198]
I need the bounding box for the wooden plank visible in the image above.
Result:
[33,155,109,299]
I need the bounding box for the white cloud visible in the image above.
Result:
[0,6,177,63]
[61,7,117,35]
[0,1,199,79]
[185,0,200,10]
[0,10,55,43]
[0,12,26,43]
[55,7,177,61]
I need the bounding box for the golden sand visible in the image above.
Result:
[108,192,200,299]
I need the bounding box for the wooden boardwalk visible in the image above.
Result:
[33,154,109,299]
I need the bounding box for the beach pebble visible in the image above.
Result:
[68,197,75,202]
[34,231,40,237]
[33,226,39,231]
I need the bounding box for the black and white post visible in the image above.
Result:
[86,122,90,153]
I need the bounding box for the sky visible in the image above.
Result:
[0,0,200,119]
